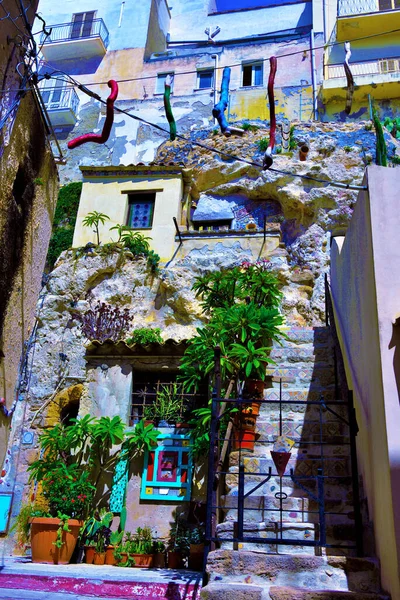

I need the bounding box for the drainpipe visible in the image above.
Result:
[211,54,218,126]
[310,28,319,121]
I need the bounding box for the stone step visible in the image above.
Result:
[264,388,338,404]
[205,551,382,594]
[225,472,354,499]
[255,420,348,439]
[281,328,330,345]
[200,583,389,600]
[227,455,351,478]
[265,366,335,387]
[270,345,333,363]
[269,586,389,600]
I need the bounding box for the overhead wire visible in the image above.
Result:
[0,24,400,94]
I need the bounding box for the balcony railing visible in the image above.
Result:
[338,0,399,17]
[326,57,400,79]
[40,86,79,126]
[40,18,109,49]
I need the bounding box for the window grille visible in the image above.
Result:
[126,194,155,229]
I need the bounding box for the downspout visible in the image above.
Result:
[310,28,319,121]
[211,54,218,126]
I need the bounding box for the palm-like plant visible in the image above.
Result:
[82,211,110,245]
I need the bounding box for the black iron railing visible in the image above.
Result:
[40,18,109,49]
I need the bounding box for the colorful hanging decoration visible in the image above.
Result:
[270,435,294,477]
[343,42,354,116]
[164,75,176,141]
[212,67,231,137]
[67,79,119,149]
[263,56,277,169]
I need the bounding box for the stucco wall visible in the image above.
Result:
[73,172,183,262]
[330,165,400,600]
[0,0,59,468]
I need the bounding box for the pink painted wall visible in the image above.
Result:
[330,165,400,600]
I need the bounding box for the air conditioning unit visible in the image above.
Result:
[379,59,399,73]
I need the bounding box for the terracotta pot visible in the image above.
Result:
[168,550,184,569]
[131,553,154,567]
[241,402,261,418]
[84,545,95,564]
[232,428,257,451]
[30,517,82,565]
[105,545,117,566]
[93,551,106,565]
[117,551,129,566]
[188,543,204,571]
[299,144,309,161]
[153,551,166,568]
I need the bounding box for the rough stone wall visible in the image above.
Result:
[0,0,59,467]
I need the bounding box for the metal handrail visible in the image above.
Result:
[40,86,79,115]
[338,0,396,17]
[39,18,109,48]
[326,57,400,79]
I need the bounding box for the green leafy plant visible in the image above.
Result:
[257,137,270,152]
[54,512,71,549]
[372,106,387,167]
[124,420,160,457]
[189,525,205,545]
[143,383,187,424]
[242,122,259,132]
[33,177,44,186]
[120,230,150,255]
[168,518,190,557]
[153,540,166,553]
[343,145,353,153]
[10,504,48,549]
[147,249,160,273]
[383,116,400,140]
[288,125,297,151]
[47,182,82,268]
[126,328,163,346]
[82,211,110,245]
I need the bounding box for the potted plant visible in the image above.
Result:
[128,527,154,567]
[80,510,113,565]
[167,519,190,569]
[106,530,124,566]
[152,540,166,568]
[26,414,160,564]
[143,383,187,427]
[180,260,286,453]
[188,526,205,571]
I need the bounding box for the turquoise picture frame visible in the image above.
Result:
[140,433,192,502]
[0,492,13,533]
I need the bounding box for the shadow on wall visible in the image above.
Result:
[389,319,400,407]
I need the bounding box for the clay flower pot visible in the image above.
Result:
[93,551,106,565]
[105,545,117,566]
[168,550,184,569]
[131,553,154,567]
[84,545,95,564]
[153,551,166,568]
[188,543,204,571]
[30,517,82,565]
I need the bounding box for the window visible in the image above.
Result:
[70,12,96,39]
[242,62,263,87]
[197,69,214,89]
[378,0,400,9]
[193,219,232,232]
[126,193,155,229]
[155,73,174,94]
[40,79,63,107]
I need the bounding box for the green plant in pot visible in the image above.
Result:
[152,540,166,568]
[80,510,113,565]
[181,260,286,453]
[188,525,205,571]
[143,383,187,426]
[26,414,159,564]
[167,518,190,569]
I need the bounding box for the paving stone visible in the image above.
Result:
[268,586,389,600]
[200,582,264,600]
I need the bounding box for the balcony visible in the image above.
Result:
[336,0,400,41]
[39,18,109,62]
[40,85,80,127]
[323,57,400,101]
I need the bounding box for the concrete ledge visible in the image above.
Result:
[201,582,264,599]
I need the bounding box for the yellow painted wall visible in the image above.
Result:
[73,173,183,262]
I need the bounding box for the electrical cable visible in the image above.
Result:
[32,25,400,91]
[1,24,400,94]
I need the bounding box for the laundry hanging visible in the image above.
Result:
[263,56,277,169]
[212,67,231,136]
[343,42,354,116]
[164,74,176,141]
[68,79,119,149]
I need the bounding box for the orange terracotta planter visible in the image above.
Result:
[131,553,154,567]
[84,546,95,564]
[105,545,117,566]
[93,551,106,565]
[168,551,184,569]
[30,517,82,564]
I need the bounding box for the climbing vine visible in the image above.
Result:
[47,182,82,269]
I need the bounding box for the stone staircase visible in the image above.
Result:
[201,326,388,599]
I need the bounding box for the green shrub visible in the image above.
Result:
[126,328,163,346]
[257,137,270,152]
[47,182,82,269]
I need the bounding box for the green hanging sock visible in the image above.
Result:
[164,75,177,141]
